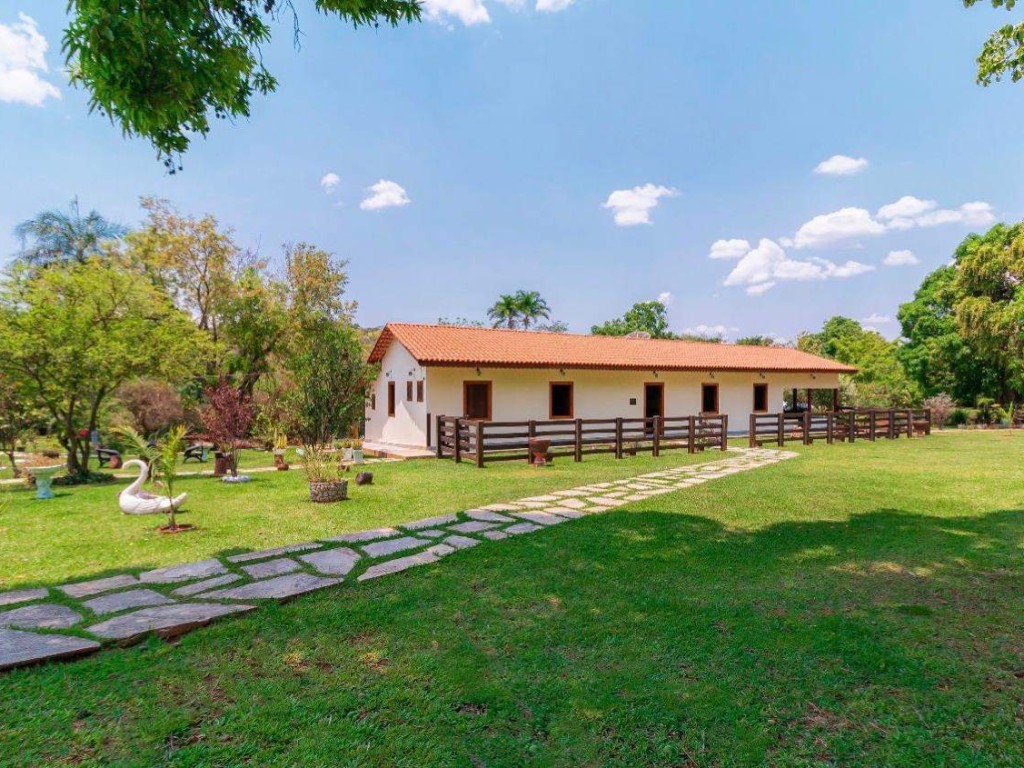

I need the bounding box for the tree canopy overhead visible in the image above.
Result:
[64,0,422,168]
[965,0,1024,85]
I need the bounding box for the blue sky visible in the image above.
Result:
[1,0,1022,341]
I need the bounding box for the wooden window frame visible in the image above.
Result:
[548,381,574,420]
[370,393,376,411]
[406,380,414,401]
[387,381,396,417]
[416,380,424,403]
[701,382,720,415]
[462,380,492,421]
[752,383,769,414]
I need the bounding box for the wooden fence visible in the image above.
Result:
[436,414,729,467]
[749,409,931,448]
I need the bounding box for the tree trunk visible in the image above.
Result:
[4,451,19,479]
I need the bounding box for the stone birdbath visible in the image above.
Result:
[29,465,63,500]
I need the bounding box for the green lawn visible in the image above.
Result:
[0,448,712,588]
[3,432,1024,766]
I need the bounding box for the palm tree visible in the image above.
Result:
[488,293,521,329]
[14,198,127,267]
[515,290,550,330]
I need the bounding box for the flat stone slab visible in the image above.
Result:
[544,507,586,519]
[505,522,542,536]
[443,535,481,550]
[299,548,360,577]
[554,498,588,509]
[226,542,322,563]
[0,588,48,607]
[241,558,300,579]
[173,574,241,597]
[0,628,100,671]
[59,574,139,599]
[358,550,440,582]
[415,529,447,538]
[403,514,458,530]
[325,527,401,544]
[511,511,568,527]
[83,588,175,616]
[362,536,431,559]
[0,604,82,630]
[482,530,510,541]
[427,543,456,558]
[87,602,256,642]
[200,573,341,601]
[139,559,227,584]
[465,509,515,523]
[520,495,559,502]
[448,521,498,534]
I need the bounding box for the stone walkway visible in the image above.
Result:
[0,448,797,671]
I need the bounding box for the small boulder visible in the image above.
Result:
[355,472,374,486]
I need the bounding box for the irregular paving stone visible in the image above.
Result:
[447,521,498,534]
[173,574,241,597]
[241,558,300,580]
[427,543,456,558]
[551,489,587,497]
[87,602,256,642]
[543,507,586,519]
[299,548,360,577]
[465,509,515,523]
[482,530,510,541]
[0,628,100,671]
[505,522,542,536]
[554,498,588,509]
[226,542,322,564]
[200,573,341,601]
[0,588,47,607]
[481,503,521,512]
[357,550,440,581]
[139,559,227,584]
[362,536,432,559]
[512,511,568,527]
[325,527,401,544]
[415,529,447,538]
[585,506,611,514]
[403,514,458,530]
[0,604,82,630]
[586,497,627,507]
[443,535,481,550]
[83,588,175,617]
[520,495,559,502]
[59,574,139,599]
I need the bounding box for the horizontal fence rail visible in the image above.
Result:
[749,408,931,448]
[436,414,728,467]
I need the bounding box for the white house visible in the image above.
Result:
[365,323,855,452]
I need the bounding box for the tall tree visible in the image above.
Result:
[488,294,521,329]
[0,256,205,479]
[514,290,551,330]
[592,301,677,339]
[64,1,422,168]
[14,198,126,267]
[965,1,1024,85]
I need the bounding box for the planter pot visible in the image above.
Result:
[343,448,354,461]
[273,452,289,471]
[528,438,552,467]
[352,449,364,464]
[309,479,348,503]
[213,453,236,477]
[29,465,62,500]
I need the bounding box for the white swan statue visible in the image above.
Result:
[118,460,187,516]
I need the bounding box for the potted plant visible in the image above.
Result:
[304,444,348,502]
[272,432,289,470]
[342,438,354,461]
[351,438,364,464]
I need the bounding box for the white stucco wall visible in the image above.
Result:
[366,341,840,448]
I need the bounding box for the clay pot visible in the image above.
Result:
[528,438,552,466]
[213,452,236,477]
[273,452,289,471]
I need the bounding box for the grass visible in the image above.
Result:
[3,431,1024,766]
[0,448,711,588]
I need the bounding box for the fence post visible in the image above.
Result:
[849,411,856,443]
[803,410,812,446]
[869,411,877,441]
[905,409,913,438]
[435,415,444,458]
[687,415,696,453]
[652,416,661,457]
[527,419,536,465]
[749,414,757,448]
[777,413,785,446]
[925,408,932,436]
[720,415,729,451]
[475,421,484,468]
[454,419,463,463]
[615,417,624,459]
[826,412,834,444]
[574,418,583,462]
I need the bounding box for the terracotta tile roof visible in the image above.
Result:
[368,323,857,374]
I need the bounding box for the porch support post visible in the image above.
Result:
[832,388,840,412]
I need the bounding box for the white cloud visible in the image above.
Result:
[536,0,575,10]
[792,207,886,249]
[360,180,411,211]
[884,249,919,267]
[916,201,995,229]
[860,313,893,324]
[814,155,869,176]
[877,196,996,231]
[0,13,60,106]
[602,184,677,227]
[724,238,874,295]
[320,173,340,194]
[708,238,751,260]
[682,324,731,339]
[421,0,491,25]
[656,291,673,306]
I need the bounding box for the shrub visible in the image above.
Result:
[948,409,970,427]
[924,393,956,428]
[200,379,254,477]
[116,379,184,437]
[975,397,996,425]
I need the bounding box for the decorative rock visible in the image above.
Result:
[226,542,322,564]
[510,511,568,527]
[87,602,256,642]
[59,574,140,599]
[465,509,515,523]
[443,535,481,550]
[83,588,175,616]
[447,521,498,534]
[0,604,82,630]
[357,550,440,581]
[139,559,227,584]
[355,472,374,486]
[402,514,458,530]
[200,573,341,601]
[0,588,48,607]
[325,527,401,544]
[299,548,360,577]
[241,558,300,579]
[362,536,432,559]
[0,628,99,671]
[505,522,542,536]
[173,574,241,597]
